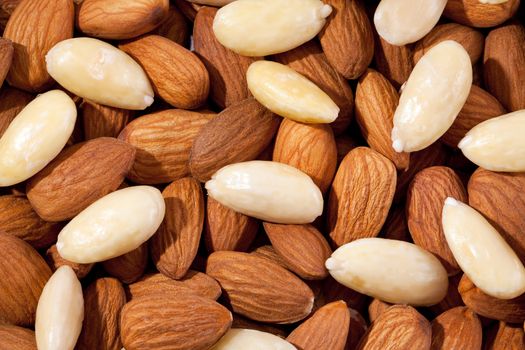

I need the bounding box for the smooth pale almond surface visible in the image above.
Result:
[206,161,323,224]
[0,90,76,187]
[211,329,296,350]
[213,0,332,56]
[247,61,339,124]
[391,41,472,152]
[46,38,153,110]
[442,197,525,299]
[57,186,165,263]
[459,110,525,172]
[326,238,448,306]
[35,266,84,350]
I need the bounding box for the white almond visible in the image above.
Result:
[57,186,165,263]
[188,0,236,5]
[0,90,76,187]
[211,329,297,350]
[391,40,472,153]
[479,0,508,3]
[213,0,332,56]
[46,37,154,110]
[205,161,323,224]
[458,110,525,172]
[325,238,448,306]
[35,266,84,350]
[247,61,339,124]
[442,197,525,299]
[374,0,447,45]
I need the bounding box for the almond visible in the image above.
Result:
[430,307,482,350]
[484,321,525,349]
[0,325,36,350]
[428,274,465,317]
[212,329,296,350]
[250,245,290,270]
[321,276,368,312]
[443,0,520,28]
[45,244,93,279]
[231,315,288,339]
[368,298,391,323]
[0,87,32,138]
[206,251,314,323]
[0,38,13,87]
[81,100,132,140]
[102,244,148,284]
[153,5,189,46]
[0,0,20,30]
[174,0,200,21]
[373,35,413,89]
[346,309,368,350]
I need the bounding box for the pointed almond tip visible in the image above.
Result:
[444,197,459,207]
[320,4,332,18]
[457,135,472,150]
[392,138,404,153]
[325,257,338,271]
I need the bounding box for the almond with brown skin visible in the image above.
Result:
[0,38,13,87]
[118,109,213,184]
[484,322,525,350]
[429,274,465,317]
[0,87,32,138]
[206,251,314,324]
[273,118,337,193]
[45,244,93,279]
[430,307,482,350]
[443,0,520,28]
[321,276,367,312]
[368,298,392,323]
[120,34,209,109]
[102,244,148,284]
[0,324,36,350]
[328,147,396,247]
[81,100,132,140]
[374,35,413,89]
[250,245,290,270]
[151,5,189,46]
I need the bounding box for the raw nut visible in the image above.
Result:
[212,329,296,350]
[120,293,232,350]
[355,69,409,170]
[0,87,33,138]
[0,235,52,326]
[57,186,165,264]
[373,0,447,45]
[407,166,466,274]
[102,244,148,284]
[0,38,13,87]
[0,90,76,187]
[250,245,290,270]
[287,301,350,350]
[443,0,520,28]
[442,197,525,299]
[368,298,391,323]
[391,41,472,153]
[35,266,84,350]
[77,0,169,39]
[45,245,93,279]
[429,274,464,316]
[484,321,525,349]
[119,109,213,184]
[119,35,209,109]
[0,324,37,350]
[273,118,337,193]
[188,0,236,5]
[213,0,332,56]
[321,275,368,312]
[327,147,396,247]
[430,306,482,350]
[3,0,74,92]
[373,35,413,89]
[46,38,154,110]
[82,100,131,140]
[326,238,449,306]
[356,305,431,350]
[205,161,323,224]
[247,61,339,124]
[26,137,135,222]
[153,5,190,46]
[206,251,315,323]
[459,110,525,172]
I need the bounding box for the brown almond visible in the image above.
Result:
[81,100,132,141]
[430,307,482,350]
[374,35,413,89]
[444,0,520,28]
[152,5,189,46]
[0,324,36,350]
[429,274,465,317]
[0,87,33,138]
[250,245,290,270]
[0,38,13,87]
[102,244,148,284]
[45,244,93,279]
[321,276,367,312]
[173,0,201,21]
[484,321,525,350]
[368,298,392,323]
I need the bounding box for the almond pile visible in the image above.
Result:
[0,0,524,349]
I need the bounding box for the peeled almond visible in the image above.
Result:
[205,161,323,224]
[459,110,525,172]
[57,186,165,263]
[442,197,525,299]
[211,329,297,350]
[213,0,332,56]
[325,238,448,306]
[247,61,339,124]
[391,41,472,153]
[35,266,84,350]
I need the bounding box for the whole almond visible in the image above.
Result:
[45,244,93,279]
[174,0,200,21]
[102,244,148,284]
[0,324,37,350]
[81,100,132,141]
[0,38,13,87]
[0,87,32,138]
[444,0,520,28]
[484,321,525,350]
[153,5,189,46]
[430,307,482,350]
[373,35,413,89]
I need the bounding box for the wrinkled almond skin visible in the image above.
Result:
[368,298,391,323]
[484,321,525,350]
[444,0,520,28]
[102,244,148,284]
[45,244,93,279]
[82,100,132,141]
[373,35,413,89]
[430,307,482,350]
[250,245,290,270]
[0,87,33,139]
[0,324,37,350]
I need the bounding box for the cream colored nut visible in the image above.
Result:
[35,266,84,350]
[188,0,236,5]
[247,61,339,124]
[205,161,323,224]
[325,238,449,306]
[479,0,508,3]
[57,186,165,263]
[46,38,154,110]
[374,0,447,45]
[213,0,332,56]
[211,329,297,350]
[442,197,525,299]
[0,90,76,187]
[391,41,472,153]
[459,110,525,172]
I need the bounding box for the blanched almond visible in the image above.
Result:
[205,161,323,224]
[442,197,525,299]
[391,41,472,152]
[325,238,448,306]
[211,329,296,350]
[57,186,165,263]
[459,110,525,172]
[0,90,76,187]
[247,61,339,124]
[213,0,332,56]
[46,38,153,110]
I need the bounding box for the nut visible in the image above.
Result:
[212,329,296,350]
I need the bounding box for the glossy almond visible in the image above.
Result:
[444,0,520,28]
[0,324,37,350]
[102,244,148,284]
[430,307,482,350]
[82,100,131,140]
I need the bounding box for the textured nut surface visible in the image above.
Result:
[0,90,76,187]
[57,186,165,263]
[46,38,153,110]
[247,61,339,124]
[206,161,323,224]
[213,0,332,56]
[212,329,296,350]
[442,198,525,299]
[391,41,472,152]
[326,238,449,306]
